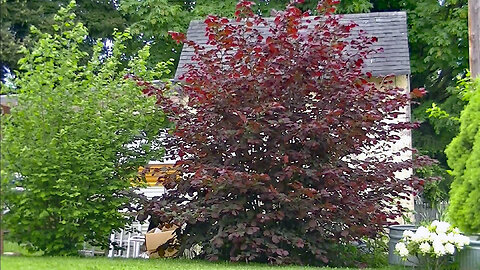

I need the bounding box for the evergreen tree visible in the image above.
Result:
[446,78,480,233]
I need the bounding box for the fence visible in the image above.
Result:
[414,197,448,225]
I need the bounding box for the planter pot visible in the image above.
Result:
[388,225,418,266]
[458,239,480,270]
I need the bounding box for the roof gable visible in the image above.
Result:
[175,11,410,79]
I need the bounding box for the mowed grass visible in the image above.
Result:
[1,242,403,270]
[0,256,402,270]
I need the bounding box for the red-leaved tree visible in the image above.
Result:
[133,0,433,266]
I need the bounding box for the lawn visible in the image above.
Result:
[1,242,403,270]
[1,256,408,270]
[0,256,406,270]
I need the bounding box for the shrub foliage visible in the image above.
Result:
[1,2,170,255]
[137,0,431,266]
[446,78,480,233]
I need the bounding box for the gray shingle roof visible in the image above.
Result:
[175,11,410,79]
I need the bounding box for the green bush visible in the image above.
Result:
[0,1,170,255]
[327,236,389,268]
[446,77,480,233]
[416,163,452,208]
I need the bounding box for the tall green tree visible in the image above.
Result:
[408,0,468,163]
[446,78,480,233]
[1,2,170,255]
[405,0,468,203]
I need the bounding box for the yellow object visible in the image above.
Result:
[137,164,178,186]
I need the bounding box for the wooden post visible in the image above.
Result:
[469,0,480,78]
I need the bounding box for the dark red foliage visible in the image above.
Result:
[134,0,433,266]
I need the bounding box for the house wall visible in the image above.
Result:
[378,75,414,223]
[139,163,178,187]
[0,94,18,115]
[351,75,413,223]
[394,74,415,224]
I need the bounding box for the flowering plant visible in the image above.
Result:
[395,220,470,270]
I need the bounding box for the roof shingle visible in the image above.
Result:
[175,11,410,79]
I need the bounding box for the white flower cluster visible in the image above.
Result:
[394,220,470,259]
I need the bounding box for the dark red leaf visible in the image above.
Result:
[141,0,435,265]
[272,235,280,244]
[411,88,427,98]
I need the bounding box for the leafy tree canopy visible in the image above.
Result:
[0,0,126,75]
[409,0,468,161]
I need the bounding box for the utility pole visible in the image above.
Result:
[469,0,480,78]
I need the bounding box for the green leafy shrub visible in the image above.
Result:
[416,163,452,208]
[0,1,170,255]
[446,77,480,233]
[327,236,389,268]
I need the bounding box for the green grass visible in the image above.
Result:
[2,241,43,256]
[1,242,404,270]
[0,257,406,270]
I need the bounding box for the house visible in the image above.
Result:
[176,12,411,79]
[172,11,415,221]
[0,94,17,115]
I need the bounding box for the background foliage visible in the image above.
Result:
[408,0,468,204]
[0,0,126,76]
[0,2,170,255]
